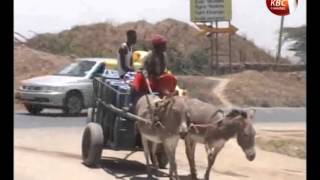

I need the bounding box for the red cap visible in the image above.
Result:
[151,34,167,46]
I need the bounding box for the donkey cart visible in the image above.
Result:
[81,77,169,168]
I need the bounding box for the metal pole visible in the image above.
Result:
[228,21,232,73]
[210,22,214,75]
[275,16,285,69]
[215,21,219,75]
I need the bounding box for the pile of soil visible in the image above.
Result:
[224,70,306,107]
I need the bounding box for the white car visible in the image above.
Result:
[15,58,116,115]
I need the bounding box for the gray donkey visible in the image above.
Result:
[184,98,256,180]
[135,94,190,180]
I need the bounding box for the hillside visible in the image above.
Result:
[176,70,305,108]
[14,46,304,109]
[14,46,74,90]
[224,70,306,107]
[26,19,290,75]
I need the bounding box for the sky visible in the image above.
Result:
[14,0,306,61]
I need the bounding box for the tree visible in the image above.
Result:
[282,25,306,64]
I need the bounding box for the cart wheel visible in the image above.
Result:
[150,144,169,169]
[82,122,104,167]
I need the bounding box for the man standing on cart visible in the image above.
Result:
[131,34,177,106]
[117,30,137,79]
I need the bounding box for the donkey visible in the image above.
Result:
[184,98,256,180]
[135,94,190,180]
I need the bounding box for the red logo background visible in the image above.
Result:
[266,0,290,16]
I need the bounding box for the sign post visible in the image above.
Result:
[190,0,237,74]
[215,21,219,74]
[275,16,285,70]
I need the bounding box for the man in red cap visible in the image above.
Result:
[130,34,177,108]
[144,34,168,81]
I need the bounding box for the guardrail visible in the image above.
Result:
[216,63,305,74]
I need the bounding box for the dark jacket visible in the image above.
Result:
[143,51,167,78]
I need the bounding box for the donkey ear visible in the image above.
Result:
[226,108,240,118]
[216,109,225,119]
[186,110,192,119]
[210,109,224,120]
[154,99,164,108]
[154,101,161,108]
[155,99,170,109]
[246,109,256,121]
[217,109,224,115]
[216,118,224,127]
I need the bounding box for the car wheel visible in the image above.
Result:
[24,104,43,115]
[63,92,83,115]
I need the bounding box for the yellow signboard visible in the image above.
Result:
[190,0,232,22]
[197,24,238,34]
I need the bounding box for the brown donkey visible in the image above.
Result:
[135,95,190,180]
[184,99,256,180]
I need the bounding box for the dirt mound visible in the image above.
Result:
[25,19,290,75]
[256,129,305,159]
[224,70,306,107]
[177,76,222,105]
[14,46,74,89]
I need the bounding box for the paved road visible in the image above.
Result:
[14,111,87,129]
[14,107,306,129]
[253,107,306,123]
[14,108,306,180]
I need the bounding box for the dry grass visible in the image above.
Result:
[256,137,306,159]
[26,18,290,66]
[176,76,222,106]
[14,46,74,89]
[224,70,305,107]
[14,46,304,110]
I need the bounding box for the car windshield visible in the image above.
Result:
[54,60,96,77]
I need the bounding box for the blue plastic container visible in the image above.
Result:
[103,70,120,79]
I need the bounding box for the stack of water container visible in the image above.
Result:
[101,70,136,107]
[100,70,137,148]
[123,71,136,84]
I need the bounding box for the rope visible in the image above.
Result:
[141,70,165,129]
